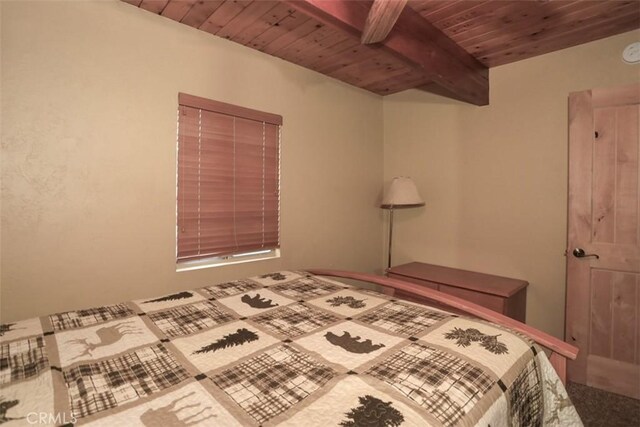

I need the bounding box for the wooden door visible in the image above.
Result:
[566,84,640,399]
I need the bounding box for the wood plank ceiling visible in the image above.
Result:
[122,0,640,105]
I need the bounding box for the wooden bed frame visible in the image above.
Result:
[308,269,578,384]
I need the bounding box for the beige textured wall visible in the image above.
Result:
[383,30,640,338]
[0,3,3,314]
[0,1,383,321]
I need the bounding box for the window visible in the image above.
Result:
[176,93,281,268]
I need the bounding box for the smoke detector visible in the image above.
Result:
[622,42,640,64]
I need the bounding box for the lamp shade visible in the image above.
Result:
[381,177,425,208]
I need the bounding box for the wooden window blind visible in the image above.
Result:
[177,93,281,262]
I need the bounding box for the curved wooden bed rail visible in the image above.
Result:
[308,269,578,383]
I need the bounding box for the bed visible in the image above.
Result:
[0,270,581,426]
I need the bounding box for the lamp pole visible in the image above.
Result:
[387,207,394,271]
[380,176,424,272]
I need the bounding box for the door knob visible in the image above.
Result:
[572,248,599,259]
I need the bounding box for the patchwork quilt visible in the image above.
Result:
[0,271,582,426]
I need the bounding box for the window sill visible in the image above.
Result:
[176,249,280,272]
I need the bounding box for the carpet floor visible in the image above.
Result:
[566,382,640,426]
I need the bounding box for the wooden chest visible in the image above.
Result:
[387,262,528,322]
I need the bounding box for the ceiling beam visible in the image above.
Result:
[361,0,408,44]
[284,0,489,106]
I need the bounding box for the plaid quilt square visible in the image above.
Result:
[358,301,451,336]
[216,289,295,317]
[249,271,305,286]
[508,358,542,426]
[0,336,49,384]
[270,277,342,299]
[307,289,387,317]
[251,303,339,338]
[82,381,243,427]
[147,301,235,338]
[422,317,532,378]
[211,345,336,424]
[203,280,262,299]
[133,290,206,312]
[0,317,43,342]
[0,370,56,424]
[55,317,158,368]
[49,304,135,331]
[63,344,189,419]
[171,320,279,373]
[368,343,493,427]
[276,376,429,427]
[295,321,403,370]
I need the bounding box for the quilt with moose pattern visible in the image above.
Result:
[0,271,582,426]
